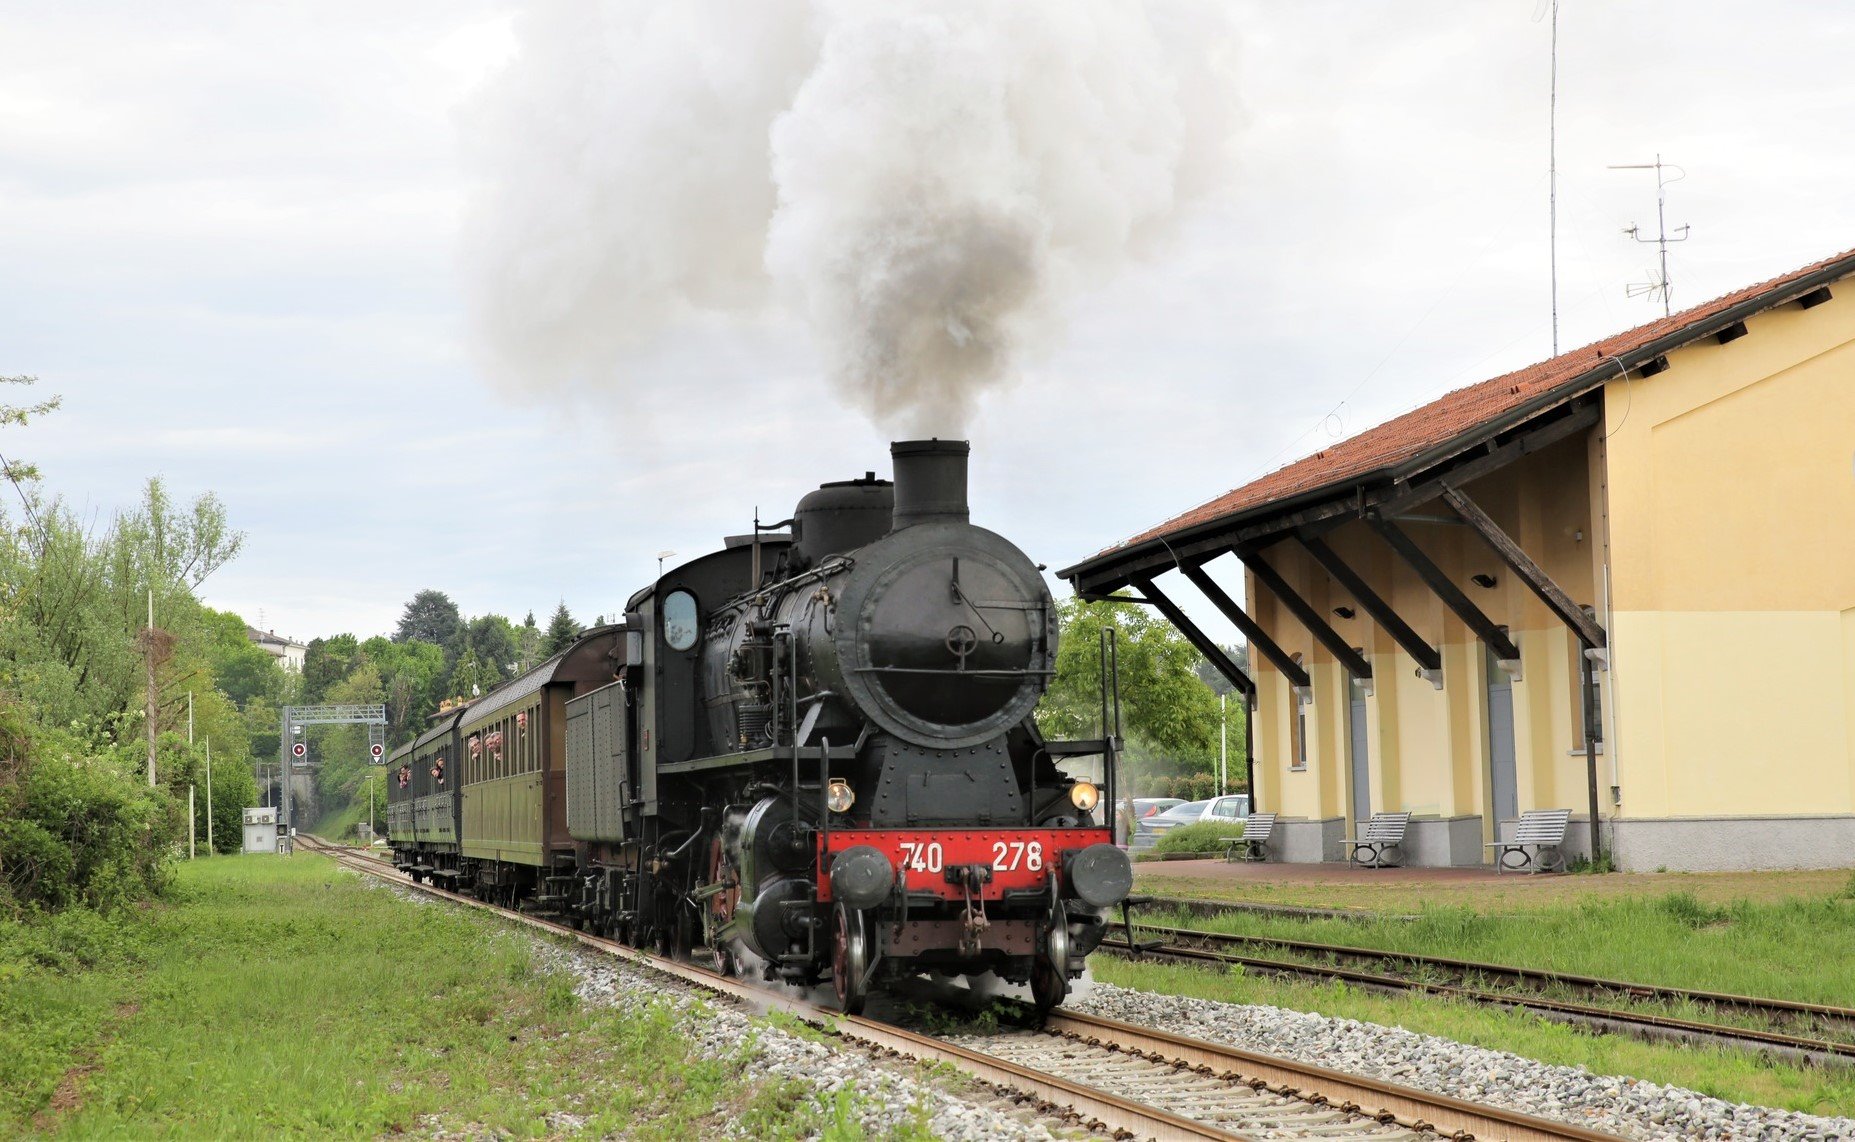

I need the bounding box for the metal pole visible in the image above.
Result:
[280,708,291,834]
[1582,652,1605,869]
[205,739,213,855]
[188,785,196,860]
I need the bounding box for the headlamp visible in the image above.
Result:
[827,778,855,814]
[1068,781,1100,812]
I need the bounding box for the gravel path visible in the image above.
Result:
[1069,981,1855,1141]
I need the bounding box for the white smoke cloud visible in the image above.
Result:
[464,0,1240,434]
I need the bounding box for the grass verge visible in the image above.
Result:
[1091,955,1855,1118]
[1,854,831,1138]
[1136,884,1855,1007]
[1134,865,1855,915]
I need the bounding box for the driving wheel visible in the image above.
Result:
[1031,902,1070,1014]
[832,903,869,1015]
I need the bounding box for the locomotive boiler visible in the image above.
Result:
[389,439,1131,1013]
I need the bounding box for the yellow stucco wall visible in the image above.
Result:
[1603,290,1855,819]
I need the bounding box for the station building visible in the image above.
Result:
[1063,248,1855,872]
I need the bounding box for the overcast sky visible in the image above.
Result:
[3,2,1849,643]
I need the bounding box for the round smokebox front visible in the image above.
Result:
[835,525,1054,749]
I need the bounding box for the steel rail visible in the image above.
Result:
[1131,922,1855,1028]
[1106,933,1855,1066]
[302,838,1618,1140]
[1042,1010,1617,1142]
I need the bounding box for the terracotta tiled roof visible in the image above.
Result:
[1069,246,1855,578]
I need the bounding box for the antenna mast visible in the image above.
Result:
[1608,154,1689,316]
[1547,0,1560,354]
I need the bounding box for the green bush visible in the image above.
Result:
[1155,820,1250,854]
[0,705,183,915]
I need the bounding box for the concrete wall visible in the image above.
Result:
[1274,817,1345,863]
[1610,816,1855,872]
[1405,815,1484,867]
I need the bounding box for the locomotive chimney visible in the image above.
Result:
[889,439,970,530]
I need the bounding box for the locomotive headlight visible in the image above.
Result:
[826,778,856,814]
[1068,781,1100,812]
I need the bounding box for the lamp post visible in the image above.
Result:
[657,549,676,579]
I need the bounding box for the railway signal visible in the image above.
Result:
[370,743,384,763]
[291,741,307,759]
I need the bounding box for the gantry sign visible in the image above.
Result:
[278,704,388,831]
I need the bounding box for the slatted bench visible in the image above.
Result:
[1221,813,1277,862]
[1347,811,1411,868]
[1486,808,1572,873]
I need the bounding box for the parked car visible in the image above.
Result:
[1131,794,1250,850]
[1131,797,1185,820]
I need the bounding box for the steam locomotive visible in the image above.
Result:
[385,440,1131,1012]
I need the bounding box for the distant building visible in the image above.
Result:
[248,626,308,673]
[1064,248,1855,872]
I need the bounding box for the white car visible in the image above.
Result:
[1131,794,1250,849]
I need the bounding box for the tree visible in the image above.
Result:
[394,589,462,649]
[301,634,362,704]
[517,610,543,673]
[363,635,445,744]
[463,614,519,683]
[542,601,581,656]
[1036,595,1222,767]
[450,648,489,699]
[1194,643,1251,697]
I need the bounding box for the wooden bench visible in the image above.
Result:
[1347,811,1411,868]
[1221,813,1277,862]
[1486,808,1572,873]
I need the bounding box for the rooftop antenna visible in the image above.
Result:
[1536,0,1561,354]
[1608,154,1689,316]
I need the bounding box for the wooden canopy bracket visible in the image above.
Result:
[1238,549,1373,681]
[1365,513,1521,662]
[1296,533,1443,673]
[1180,561,1311,689]
[1439,485,1606,650]
[1131,574,1256,700]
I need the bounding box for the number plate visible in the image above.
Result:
[820,829,1112,902]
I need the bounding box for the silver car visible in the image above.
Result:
[1131,794,1250,850]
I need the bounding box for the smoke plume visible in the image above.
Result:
[465,1,1239,434]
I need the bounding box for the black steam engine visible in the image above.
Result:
[388,440,1131,1012]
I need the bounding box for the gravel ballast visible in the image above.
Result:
[532,940,1063,1140]
[1069,980,1855,1141]
[365,877,1064,1138]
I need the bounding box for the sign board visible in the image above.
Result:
[291,741,307,759]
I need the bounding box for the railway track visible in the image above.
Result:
[1107,921,1855,1067]
[295,837,1618,1140]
